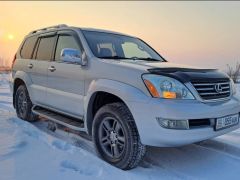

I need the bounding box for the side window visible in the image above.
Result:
[36,36,56,61]
[20,36,37,59]
[122,42,150,58]
[54,35,80,61]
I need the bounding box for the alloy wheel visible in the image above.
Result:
[98,117,126,159]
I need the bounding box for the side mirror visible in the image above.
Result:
[60,48,86,65]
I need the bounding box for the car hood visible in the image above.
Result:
[119,60,209,70]
[119,60,229,83]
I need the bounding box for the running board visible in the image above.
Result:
[32,105,84,131]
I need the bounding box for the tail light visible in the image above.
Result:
[11,53,17,70]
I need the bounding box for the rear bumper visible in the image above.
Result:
[127,95,240,147]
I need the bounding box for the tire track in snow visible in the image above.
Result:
[194,140,240,161]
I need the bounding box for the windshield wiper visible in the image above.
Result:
[133,57,161,61]
[98,56,131,60]
[98,56,161,61]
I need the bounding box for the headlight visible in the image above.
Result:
[230,79,237,95]
[142,74,195,99]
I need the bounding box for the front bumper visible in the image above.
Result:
[127,95,240,147]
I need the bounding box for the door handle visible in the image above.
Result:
[48,66,56,72]
[28,64,33,69]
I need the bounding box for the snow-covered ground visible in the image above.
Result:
[0,73,240,180]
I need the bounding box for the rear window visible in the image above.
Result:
[36,36,56,61]
[20,36,37,59]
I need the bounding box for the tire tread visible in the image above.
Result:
[15,85,37,122]
[93,102,146,170]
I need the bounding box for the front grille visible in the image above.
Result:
[191,80,231,100]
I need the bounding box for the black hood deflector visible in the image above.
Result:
[148,68,230,83]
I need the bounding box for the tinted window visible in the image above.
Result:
[36,36,56,61]
[21,36,37,59]
[55,35,80,61]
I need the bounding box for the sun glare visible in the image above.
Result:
[8,34,14,40]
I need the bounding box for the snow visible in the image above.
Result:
[0,73,240,180]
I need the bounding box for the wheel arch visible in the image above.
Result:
[13,78,27,108]
[13,71,33,108]
[86,91,129,136]
[84,79,149,136]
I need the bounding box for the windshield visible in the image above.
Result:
[82,30,165,62]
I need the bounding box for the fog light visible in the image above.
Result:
[156,118,189,129]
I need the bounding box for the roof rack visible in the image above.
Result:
[29,24,68,34]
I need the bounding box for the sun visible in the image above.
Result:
[8,34,14,40]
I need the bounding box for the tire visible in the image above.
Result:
[15,85,37,122]
[93,102,146,170]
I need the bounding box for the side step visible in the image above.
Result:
[32,106,85,131]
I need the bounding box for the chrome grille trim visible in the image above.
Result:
[191,80,231,100]
[193,82,230,86]
[199,91,230,96]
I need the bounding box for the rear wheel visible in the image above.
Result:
[15,85,37,122]
[93,102,146,170]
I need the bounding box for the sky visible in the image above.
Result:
[0,1,240,70]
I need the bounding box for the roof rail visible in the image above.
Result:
[29,24,68,34]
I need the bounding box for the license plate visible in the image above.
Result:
[215,114,239,131]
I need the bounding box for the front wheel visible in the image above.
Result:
[15,85,37,122]
[93,102,146,170]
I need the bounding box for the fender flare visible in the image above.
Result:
[84,79,150,134]
[13,71,33,101]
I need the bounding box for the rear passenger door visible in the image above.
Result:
[18,35,38,99]
[46,31,85,117]
[31,33,57,105]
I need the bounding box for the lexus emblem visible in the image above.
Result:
[215,84,223,93]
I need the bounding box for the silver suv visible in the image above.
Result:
[11,24,240,170]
